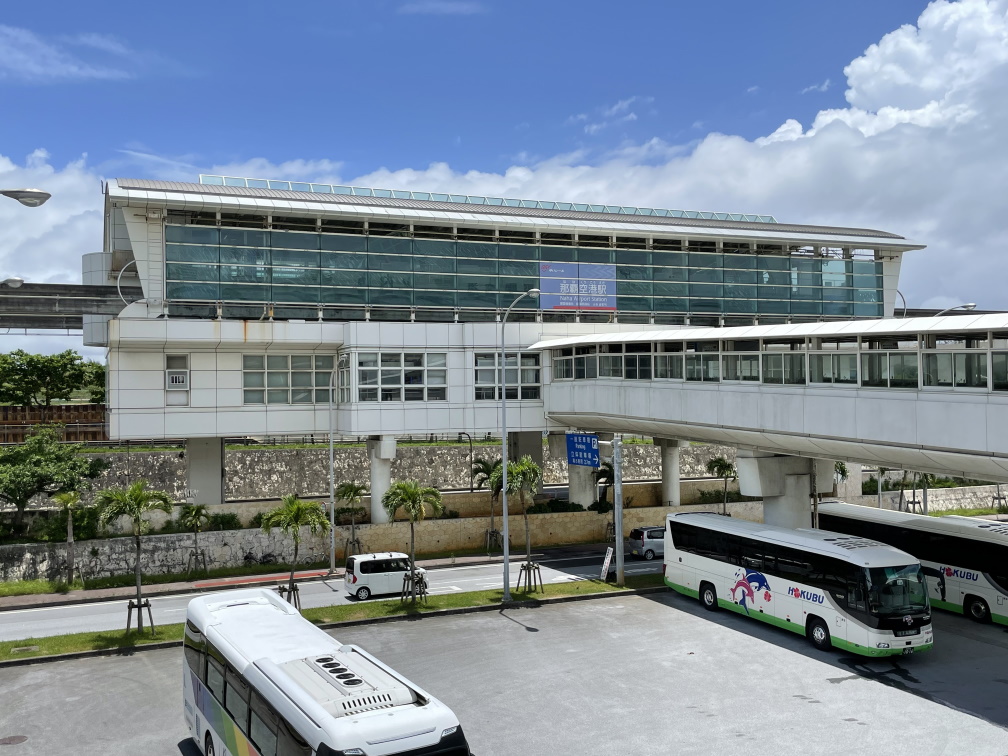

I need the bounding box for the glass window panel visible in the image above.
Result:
[834,354,858,384]
[166,244,219,263]
[619,280,653,296]
[368,237,411,255]
[166,282,220,300]
[291,388,313,404]
[617,296,653,311]
[290,355,313,370]
[723,269,758,284]
[993,353,1008,391]
[403,353,424,367]
[321,269,367,287]
[428,387,447,400]
[688,252,722,269]
[267,355,289,370]
[724,254,758,270]
[273,285,320,304]
[358,387,378,402]
[220,265,270,284]
[427,369,447,385]
[757,299,790,314]
[403,369,423,385]
[321,287,367,305]
[689,267,723,283]
[456,241,497,259]
[358,369,378,386]
[381,387,402,401]
[414,273,456,290]
[267,372,289,388]
[413,256,456,273]
[955,352,987,388]
[762,353,783,384]
[404,387,425,401]
[791,300,823,315]
[243,372,265,388]
[368,254,412,272]
[889,353,919,388]
[320,234,367,253]
[414,290,457,307]
[724,298,758,314]
[823,302,854,317]
[723,354,740,381]
[685,355,704,382]
[413,239,456,257]
[458,291,493,308]
[266,389,289,404]
[219,283,269,302]
[783,353,806,385]
[739,354,760,380]
[381,369,402,386]
[291,371,313,387]
[689,283,723,298]
[541,246,577,262]
[271,231,319,251]
[499,260,538,276]
[616,265,652,281]
[653,266,688,283]
[456,257,498,275]
[578,248,614,264]
[653,297,688,312]
[428,353,446,367]
[243,355,265,370]
[244,389,265,404]
[457,274,498,292]
[220,247,269,266]
[498,243,539,261]
[220,229,267,248]
[810,354,831,383]
[861,353,889,387]
[381,353,403,367]
[165,225,219,245]
[320,251,367,269]
[315,388,331,403]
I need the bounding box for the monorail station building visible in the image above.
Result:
[91,175,936,526]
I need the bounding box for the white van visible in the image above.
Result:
[344,552,428,600]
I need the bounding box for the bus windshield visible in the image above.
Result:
[865,564,929,616]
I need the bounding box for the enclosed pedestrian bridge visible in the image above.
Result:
[532,314,1008,511]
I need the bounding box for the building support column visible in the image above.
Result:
[736,450,833,529]
[568,463,596,510]
[655,438,681,507]
[509,430,545,493]
[186,438,225,506]
[367,435,397,524]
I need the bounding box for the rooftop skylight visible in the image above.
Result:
[198,174,777,224]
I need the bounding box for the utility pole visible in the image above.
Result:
[613,436,624,587]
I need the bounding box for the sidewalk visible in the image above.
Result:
[0,541,616,613]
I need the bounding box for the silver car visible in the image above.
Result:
[628,526,665,560]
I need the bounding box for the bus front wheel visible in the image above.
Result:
[965,595,990,623]
[204,733,215,756]
[807,617,832,652]
[700,582,718,611]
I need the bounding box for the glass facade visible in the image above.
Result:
[164,225,885,319]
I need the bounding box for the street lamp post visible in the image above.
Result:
[0,189,51,208]
[457,431,474,492]
[328,366,338,575]
[500,288,539,602]
[934,303,977,316]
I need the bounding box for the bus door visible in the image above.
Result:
[920,564,948,605]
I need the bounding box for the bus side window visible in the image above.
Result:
[249,692,279,756]
[225,667,251,733]
[277,717,312,756]
[183,621,205,682]
[847,580,867,612]
[206,656,225,702]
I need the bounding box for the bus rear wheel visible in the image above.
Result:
[965,595,990,623]
[700,582,718,611]
[807,617,832,652]
[204,733,215,756]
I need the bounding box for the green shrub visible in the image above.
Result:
[862,476,879,496]
[249,512,264,529]
[334,506,366,525]
[588,500,613,514]
[527,499,583,514]
[438,509,460,519]
[207,512,243,531]
[36,506,103,542]
[696,489,752,505]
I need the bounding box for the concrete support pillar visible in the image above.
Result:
[509,430,545,493]
[568,463,596,510]
[655,438,681,507]
[736,450,833,529]
[837,462,862,501]
[367,435,397,524]
[186,438,225,506]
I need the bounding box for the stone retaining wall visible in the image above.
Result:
[846,484,1008,512]
[0,501,762,583]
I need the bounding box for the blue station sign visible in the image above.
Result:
[566,432,600,468]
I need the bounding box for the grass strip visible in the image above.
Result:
[0,574,665,662]
[929,506,1003,518]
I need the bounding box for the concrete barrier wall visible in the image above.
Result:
[0,500,762,583]
[846,484,1007,512]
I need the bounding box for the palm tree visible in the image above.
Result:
[382,480,443,602]
[178,504,210,574]
[594,461,615,507]
[472,456,502,533]
[260,494,330,599]
[490,454,542,565]
[334,481,368,554]
[96,480,173,632]
[706,457,737,516]
[51,490,83,586]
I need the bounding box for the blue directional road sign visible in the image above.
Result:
[566,432,600,468]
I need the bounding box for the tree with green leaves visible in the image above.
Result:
[51,490,86,585]
[0,350,87,419]
[382,480,443,602]
[489,454,542,565]
[334,481,368,554]
[82,361,106,404]
[178,504,211,571]
[0,425,107,533]
[261,494,330,598]
[471,456,502,533]
[594,461,615,506]
[706,457,737,516]
[96,480,174,632]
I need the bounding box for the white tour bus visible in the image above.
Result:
[665,512,934,657]
[819,501,1008,626]
[183,588,471,756]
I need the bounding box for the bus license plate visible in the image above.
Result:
[902,648,914,655]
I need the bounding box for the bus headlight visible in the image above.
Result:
[876,643,890,649]
[442,726,458,738]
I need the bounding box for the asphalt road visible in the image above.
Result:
[1,591,1007,755]
[0,555,660,641]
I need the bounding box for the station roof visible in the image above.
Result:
[530,313,1008,350]
[108,178,921,249]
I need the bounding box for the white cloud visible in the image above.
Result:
[747,85,760,94]
[397,1,486,15]
[801,78,831,94]
[576,96,653,136]
[0,25,132,82]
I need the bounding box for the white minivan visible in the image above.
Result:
[344,552,428,600]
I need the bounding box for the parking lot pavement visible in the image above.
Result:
[1,591,1007,755]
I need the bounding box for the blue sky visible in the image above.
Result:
[3,0,1008,357]
[1,1,930,184]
